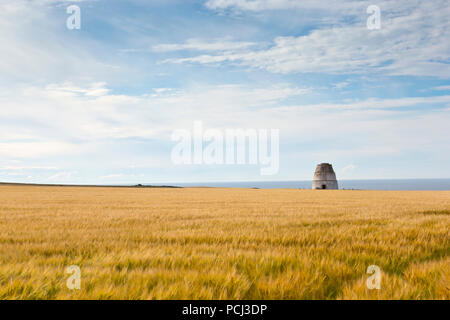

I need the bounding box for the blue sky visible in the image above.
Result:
[0,0,449,184]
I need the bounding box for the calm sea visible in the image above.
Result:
[162,179,450,191]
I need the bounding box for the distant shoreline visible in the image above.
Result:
[1,179,450,191]
[0,182,183,189]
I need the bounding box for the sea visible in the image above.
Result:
[159,179,450,191]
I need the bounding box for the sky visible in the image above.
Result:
[0,0,449,184]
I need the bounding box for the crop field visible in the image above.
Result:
[0,185,448,300]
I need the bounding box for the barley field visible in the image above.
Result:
[0,185,448,300]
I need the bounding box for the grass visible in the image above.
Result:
[0,185,448,300]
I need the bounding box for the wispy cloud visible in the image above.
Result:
[1,82,449,160]
[0,166,58,171]
[204,0,365,12]
[47,171,78,182]
[434,85,450,91]
[341,164,356,173]
[0,0,117,84]
[153,38,259,52]
[163,1,450,78]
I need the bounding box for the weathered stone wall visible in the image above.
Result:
[312,163,338,190]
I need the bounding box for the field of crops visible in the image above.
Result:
[0,185,448,299]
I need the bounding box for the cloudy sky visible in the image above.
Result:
[0,0,449,184]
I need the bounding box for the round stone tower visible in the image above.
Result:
[312,163,338,190]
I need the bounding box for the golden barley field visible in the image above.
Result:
[0,184,448,300]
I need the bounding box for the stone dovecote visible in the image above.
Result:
[312,163,338,190]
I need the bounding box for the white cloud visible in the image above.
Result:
[167,1,450,78]
[45,82,110,97]
[0,80,449,180]
[290,95,450,111]
[0,1,117,85]
[100,174,126,179]
[1,81,449,163]
[0,141,86,159]
[153,38,258,52]
[341,164,356,173]
[205,0,365,12]
[333,81,350,90]
[0,166,58,171]
[100,173,145,180]
[0,82,309,161]
[434,85,450,91]
[47,171,78,182]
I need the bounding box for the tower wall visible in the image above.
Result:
[312,163,338,190]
